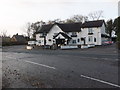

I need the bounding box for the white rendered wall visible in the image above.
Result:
[36,34,44,45]
[46,25,63,45]
[80,27,102,45]
[36,23,106,46]
[67,32,81,45]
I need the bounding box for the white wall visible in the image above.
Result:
[36,34,44,46]
[36,23,106,46]
[46,25,63,45]
[67,32,81,45]
[93,27,101,45]
[79,28,88,45]
[80,27,102,45]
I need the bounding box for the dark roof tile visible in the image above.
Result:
[57,23,82,32]
[12,35,26,42]
[36,24,54,33]
[36,20,105,34]
[82,20,105,28]
[36,22,82,33]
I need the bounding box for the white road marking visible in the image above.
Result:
[25,60,56,70]
[81,75,120,88]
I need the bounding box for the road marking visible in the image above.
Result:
[81,75,120,88]
[25,60,56,70]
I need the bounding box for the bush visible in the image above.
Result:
[118,42,120,50]
[2,42,27,46]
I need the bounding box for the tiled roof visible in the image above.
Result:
[36,20,105,34]
[57,23,82,32]
[82,20,105,28]
[12,35,26,42]
[36,22,82,33]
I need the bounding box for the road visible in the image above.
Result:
[2,44,119,88]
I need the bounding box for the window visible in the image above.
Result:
[48,39,52,41]
[88,28,93,33]
[39,40,41,43]
[81,38,84,41]
[88,28,93,35]
[71,32,77,37]
[94,38,96,42]
[72,40,76,44]
[77,39,80,42]
[88,36,93,42]
[72,32,77,35]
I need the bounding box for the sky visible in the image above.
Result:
[118,1,120,16]
[0,0,119,36]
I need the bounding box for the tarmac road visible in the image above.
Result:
[2,44,119,88]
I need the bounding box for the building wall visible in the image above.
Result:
[36,23,106,46]
[93,27,101,45]
[66,32,81,45]
[80,27,102,45]
[46,25,63,45]
[79,28,88,45]
[36,34,44,46]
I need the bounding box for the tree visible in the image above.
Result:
[114,17,120,41]
[88,10,103,20]
[0,30,11,46]
[22,22,32,38]
[106,19,113,38]
[47,19,64,24]
[0,30,8,37]
[65,15,88,23]
[27,22,31,38]
[117,17,120,49]
[113,16,120,34]
[31,21,46,39]
[113,16,120,49]
[22,21,45,39]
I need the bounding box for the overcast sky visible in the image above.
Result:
[0,0,119,36]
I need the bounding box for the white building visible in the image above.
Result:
[35,20,109,47]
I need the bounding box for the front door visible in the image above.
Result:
[56,39,65,45]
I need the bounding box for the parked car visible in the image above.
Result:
[28,41,36,45]
[102,40,113,45]
[26,45,33,50]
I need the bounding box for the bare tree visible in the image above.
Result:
[0,30,8,37]
[71,15,88,22]
[27,22,31,38]
[31,21,46,39]
[88,10,103,20]
[65,15,88,23]
[22,22,32,38]
[47,19,64,24]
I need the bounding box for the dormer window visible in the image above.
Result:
[72,32,77,35]
[71,32,77,37]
